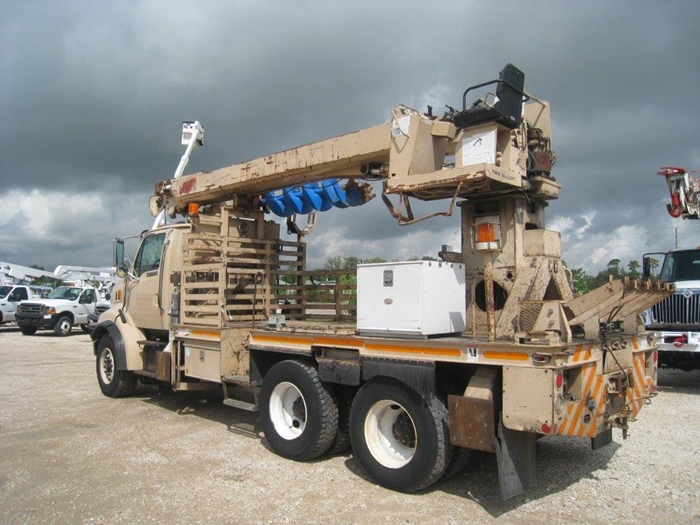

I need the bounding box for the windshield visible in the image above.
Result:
[0,286,12,299]
[659,250,700,282]
[47,287,82,300]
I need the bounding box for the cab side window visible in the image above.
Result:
[12,288,28,301]
[133,234,165,277]
[81,289,95,303]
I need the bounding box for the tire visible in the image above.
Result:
[80,324,91,333]
[19,326,37,336]
[53,315,73,336]
[441,446,472,482]
[96,335,138,398]
[328,385,357,454]
[259,360,338,461]
[349,378,453,493]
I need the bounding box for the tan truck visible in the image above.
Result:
[91,65,670,499]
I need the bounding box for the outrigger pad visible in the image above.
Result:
[495,417,536,500]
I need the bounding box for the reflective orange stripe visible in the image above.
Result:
[365,343,461,357]
[573,344,592,363]
[314,337,361,348]
[191,329,220,339]
[588,375,605,437]
[252,334,314,346]
[482,351,529,361]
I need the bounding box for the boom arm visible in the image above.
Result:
[658,166,700,219]
[150,65,558,222]
[151,105,557,220]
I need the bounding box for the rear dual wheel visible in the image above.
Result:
[260,360,339,461]
[349,378,452,493]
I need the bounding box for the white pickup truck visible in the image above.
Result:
[0,285,41,325]
[15,286,98,336]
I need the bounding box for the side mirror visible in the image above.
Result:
[114,238,125,269]
[116,263,128,279]
[642,257,650,280]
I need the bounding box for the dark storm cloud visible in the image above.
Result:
[1,1,700,271]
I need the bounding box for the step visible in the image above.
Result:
[223,398,258,412]
[137,339,168,349]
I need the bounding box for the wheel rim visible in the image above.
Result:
[99,348,115,384]
[364,400,417,468]
[58,318,71,334]
[269,381,307,440]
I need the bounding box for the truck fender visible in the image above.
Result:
[91,319,144,372]
[91,321,128,371]
[361,358,436,398]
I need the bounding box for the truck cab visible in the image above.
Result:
[16,285,99,336]
[0,285,36,324]
[644,248,700,370]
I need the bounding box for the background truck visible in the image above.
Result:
[647,167,700,370]
[0,285,40,325]
[92,65,670,500]
[643,249,700,370]
[16,285,99,336]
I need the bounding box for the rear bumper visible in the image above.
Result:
[503,339,657,440]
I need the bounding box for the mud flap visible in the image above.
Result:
[591,428,612,450]
[495,417,536,500]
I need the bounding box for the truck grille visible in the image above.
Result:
[18,303,43,314]
[649,290,700,325]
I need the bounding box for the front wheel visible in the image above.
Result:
[19,325,37,336]
[259,360,338,461]
[53,315,73,336]
[349,378,452,493]
[96,335,137,398]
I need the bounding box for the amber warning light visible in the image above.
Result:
[473,221,500,250]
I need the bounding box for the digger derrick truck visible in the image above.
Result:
[92,65,671,500]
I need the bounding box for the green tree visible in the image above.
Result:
[323,257,343,271]
[33,275,61,288]
[606,258,622,277]
[627,260,640,279]
[649,257,660,278]
[570,267,590,294]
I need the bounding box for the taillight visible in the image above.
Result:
[555,372,563,389]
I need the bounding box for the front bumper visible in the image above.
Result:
[16,314,56,329]
[655,330,700,353]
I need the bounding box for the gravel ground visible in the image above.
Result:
[0,325,698,525]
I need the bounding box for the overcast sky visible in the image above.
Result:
[2,1,699,274]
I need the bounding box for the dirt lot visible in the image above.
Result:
[0,325,698,525]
